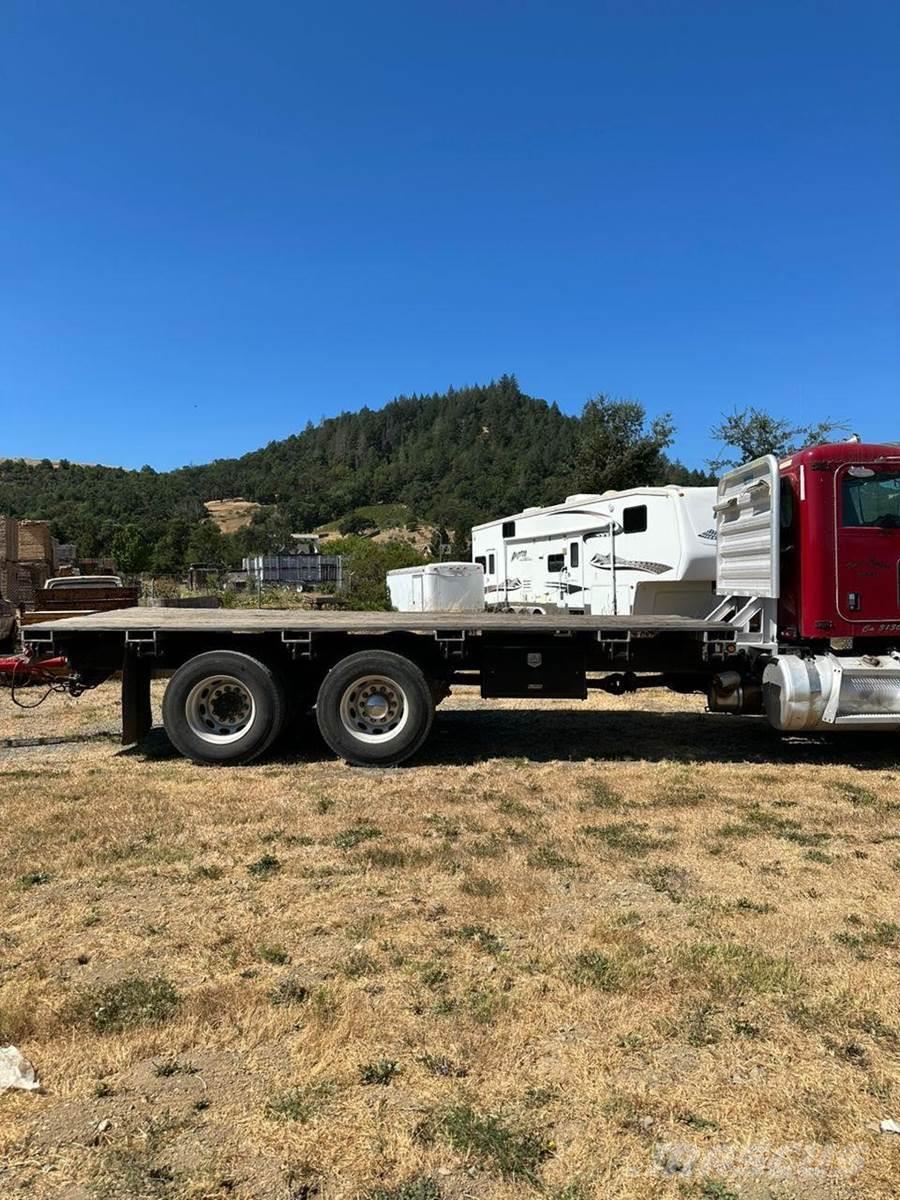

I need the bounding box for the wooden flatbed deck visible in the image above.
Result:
[25,606,735,638]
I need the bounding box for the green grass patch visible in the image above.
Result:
[17,871,51,889]
[320,502,414,533]
[359,1058,400,1085]
[805,848,833,865]
[258,943,290,965]
[570,951,620,991]
[716,805,829,847]
[834,919,900,958]
[830,780,878,807]
[579,821,669,856]
[70,975,180,1032]
[418,1051,467,1077]
[642,865,691,903]
[426,1104,552,1182]
[680,942,803,998]
[419,963,450,989]
[247,853,281,878]
[341,951,380,979]
[578,778,623,811]
[334,824,382,850]
[527,845,577,870]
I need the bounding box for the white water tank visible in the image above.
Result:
[387,562,485,613]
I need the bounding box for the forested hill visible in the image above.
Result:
[0,377,710,571]
[180,376,582,531]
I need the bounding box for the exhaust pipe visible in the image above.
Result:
[708,670,762,715]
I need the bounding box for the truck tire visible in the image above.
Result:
[315,649,434,766]
[162,650,287,765]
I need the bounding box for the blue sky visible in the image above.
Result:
[3,1,898,471]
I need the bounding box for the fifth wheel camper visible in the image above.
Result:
[471,486,717,617]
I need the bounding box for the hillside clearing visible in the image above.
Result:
[1,683,899,1199]
[203,499,264,534]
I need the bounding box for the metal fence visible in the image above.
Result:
[243,554,343,589]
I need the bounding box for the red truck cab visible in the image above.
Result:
[777,442,900,643]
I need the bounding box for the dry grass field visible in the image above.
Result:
[1,680,899,1200]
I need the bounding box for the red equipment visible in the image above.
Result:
[0,655,70,681]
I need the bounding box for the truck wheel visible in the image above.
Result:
[162,650,287,765]
[315,650,434,766]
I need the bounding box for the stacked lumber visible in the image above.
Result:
[0,565,15,604]
[14,563,50,608]
[0,516,19,562]
[18,520,54,563]
[1,518,58,607]
[0,515,20,605]
[0,597,15,643]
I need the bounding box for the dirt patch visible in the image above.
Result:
[204,498,263,534]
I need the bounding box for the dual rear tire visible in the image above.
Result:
[162,648,434,767]
[162,650,288,765]
[314,649,434,767]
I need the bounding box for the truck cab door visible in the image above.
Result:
[835,464,900,624]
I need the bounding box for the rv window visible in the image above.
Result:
[502,521,516,538]
[570,542,579,568]
[488,553,496,574]
[474,556,486,570]
[622,505,647,534]
[547,553,565,573]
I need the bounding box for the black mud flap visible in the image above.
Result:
[122,653,153,745]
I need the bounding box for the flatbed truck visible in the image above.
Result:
[16,444,900,767]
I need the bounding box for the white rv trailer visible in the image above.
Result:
[471,486,717,617]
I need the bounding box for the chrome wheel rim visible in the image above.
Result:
[185,675,256,744]
[339,674,409,743]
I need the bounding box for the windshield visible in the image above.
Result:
[842,470,900,529]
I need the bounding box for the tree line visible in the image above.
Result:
[0,375,843,575]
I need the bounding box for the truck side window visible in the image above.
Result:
[570,542,579,568]
[547,553,565,572]
[622,505,647,534]
[488,553,496,574]
[502,521,516,538]
[474,556,486,570]
[842,471,900,527]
